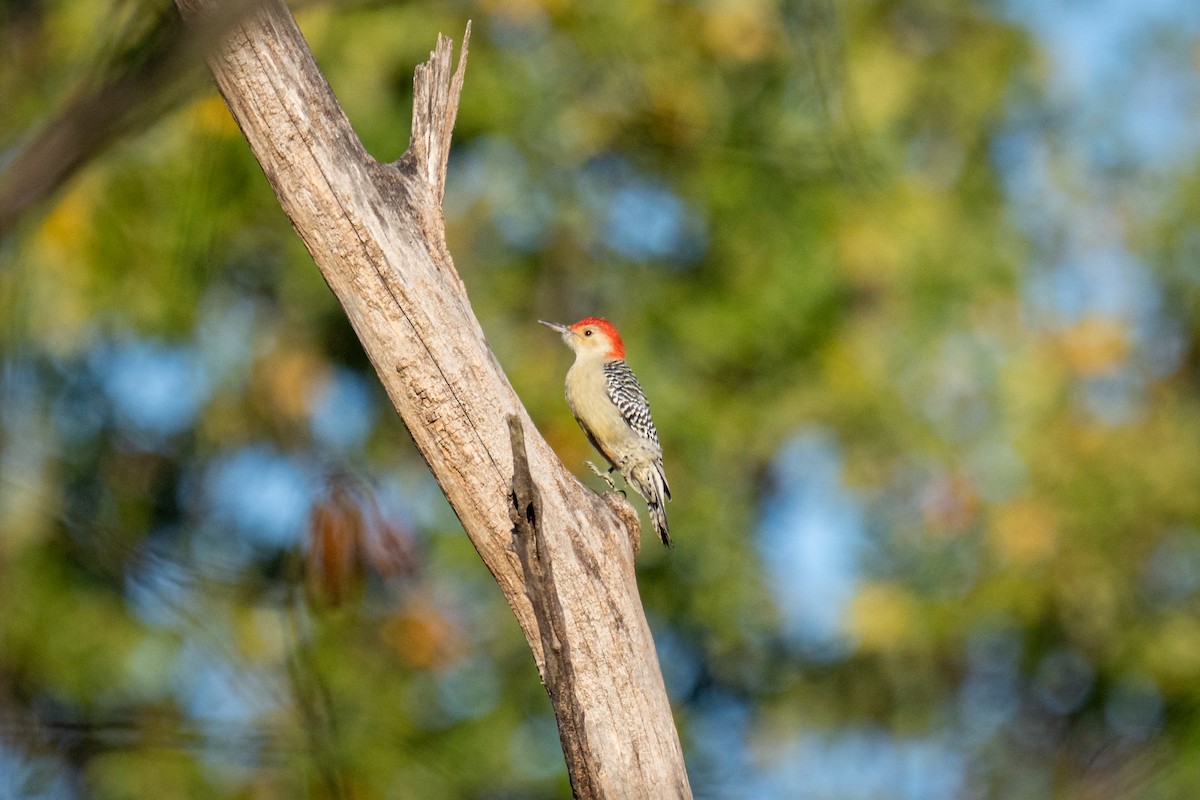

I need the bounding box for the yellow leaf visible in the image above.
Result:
[187,95,240,139]
[1145,614,1200,692]
[847,37,917,132]
[990,497,1058,566]
[848,581,915,652]
[703,0,778,63]
[1056,316,1130,376]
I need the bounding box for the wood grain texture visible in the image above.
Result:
[174,1,692,796]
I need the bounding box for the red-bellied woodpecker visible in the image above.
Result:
[540,317,672,547]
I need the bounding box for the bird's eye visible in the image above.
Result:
[584,329,593,336]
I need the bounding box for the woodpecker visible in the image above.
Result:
[540,317,672,547]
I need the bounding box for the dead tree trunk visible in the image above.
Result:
[173,1,692,796]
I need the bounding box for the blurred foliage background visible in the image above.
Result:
[3,0,1200,797]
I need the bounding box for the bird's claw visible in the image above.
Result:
[585,460,618,491]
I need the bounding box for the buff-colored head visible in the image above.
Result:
[539,317,626,361]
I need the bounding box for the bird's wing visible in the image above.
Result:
[602,360,661,448]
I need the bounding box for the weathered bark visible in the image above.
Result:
[172,0,692,796]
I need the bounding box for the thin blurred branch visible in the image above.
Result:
[782,0,883,188]
[283,591,349,800]
[0,0,264,240]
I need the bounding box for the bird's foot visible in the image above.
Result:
[585,460,619,492]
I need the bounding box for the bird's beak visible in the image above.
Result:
[539,320,572,335]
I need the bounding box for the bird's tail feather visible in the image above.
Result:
[629,460,671,548]
[648,501,671,548]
